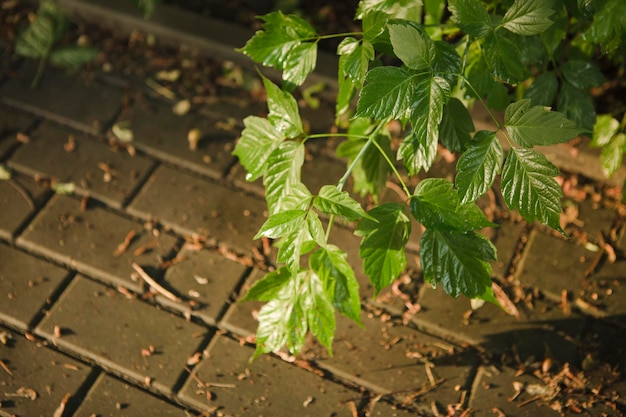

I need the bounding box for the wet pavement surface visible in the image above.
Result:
[1,1,625,416]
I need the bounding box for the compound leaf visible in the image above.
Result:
[310,245,362,323]
[501,148,563,232]
[456,131,503,203]
[355,203,411,294]
[502,0,555,36]
[420,229,497,300]
[505,99,585,147]
[233,116,285,182]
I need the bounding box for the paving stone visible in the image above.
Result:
[516,230,595,300]
[469,366,561,416]
[302,312,478,406]
[0,328,93,416]
[8,121,155,208]
[563,199,617,241]
[0,104,36,138]
[128,165,267,255]
[219,268,264,337]
[0,173,49,240]
[17,194,178,292]
[367,401,418,417]
[0,62,123,135]
[0,243,71,330]
[73,373,190,416]
[179,334,356,416]
[36,275,210,395]
[578,259,626,321]
[116,99,236,180]
[159,246,249,325]
[412,286,583,365]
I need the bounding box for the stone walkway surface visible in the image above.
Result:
[1,2,626,417]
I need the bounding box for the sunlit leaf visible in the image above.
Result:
[263,141,305,215]
[455,131,503,203]
[232,116,284,182]
[448,0,493,38]
[355,67,418,122]
[591,115,620,148]
[502,0,555,36]
[262,75,304,138]
[314,185,368,221]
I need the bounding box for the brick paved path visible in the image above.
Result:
[1,2,625,416]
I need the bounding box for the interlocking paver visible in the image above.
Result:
[36,275,210,395]
[516,230,595,300]
[0,103,36,139]
[0,173,49,240]
[179,334,356,416]
[302,312,478,406]
[159,245,249,325]
[0,328,93,416]
[220,268,264,337]
[0,243,71,330]
[116,99,236,179]
[469,366,561,416]
[128,165,267,254]
[0,62,123,135]
[367,401,418,417]
[17,193,178,291]
[8,121,155,208]
[411,286,583,364]
[563,199,616,240]
[73,373,189,416]
[579,259,626,321]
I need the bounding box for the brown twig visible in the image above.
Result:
[113,229,137,256]
[7,179,35,210]
[0,359,13,376]
[131,262,181,302]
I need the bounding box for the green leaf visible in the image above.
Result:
[523,72,558,106]
[49,46,98,71]
[483,30,524,84]
[599,133,626,177]
[504,99,586,147]
[233,116,285,182]
[277,220,314,272]
[439,98,475,153]
[357,0,423,21]
[591,115,620,148]
[401,76,450,174]
[456,131,504,203]
[238,11,317,87]
[355,203,411,294]
[584,0,626,54]
[131,0,161,17]
[448,0,493,38]
[282,42,318,89]
[561,60,606,90]
[255,209,307,239]
[361,10,389,41]
[557,82,596,132]
[410,178,494,231]
[263,141,305,215]
[540,5,567,56]
[310,245,362,323]
[241,267,292,302]
[355,67,417,122]
[420,229,496,299]
[15,15,55,58]
[502,0,555,36]
[253,269,335,357]
[338,38,374,87]
[501,148,563,232]
[314,185,368,221]
[262,75,303,138]
[388,22,434,71]
[0,164,11,180]
[432,40,462,90]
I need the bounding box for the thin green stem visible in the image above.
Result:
[462,78,506,131]
[31,53,49,89]
[370,136,411,199]
[337,137,372,192]
[305,133,369,141]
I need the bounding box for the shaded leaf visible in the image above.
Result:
[501,148,563,232]
[49,46,97,71]
[523,72,558,106]
[483,30,524,84]
[338,38,374,86]
[456,131,504,203]
[439,98,475,153]
[420,229,497,300]
[557,82,596,132]
[310,245,362,323]
[561,60,606,90]
[355,203,411,294]
[505,99,586,147]
[448,0,493,38]
[432,40,462,90]
[357,0,422,21]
